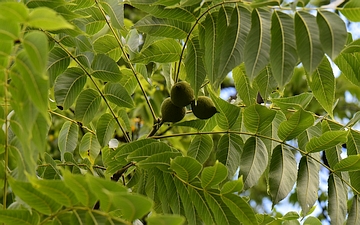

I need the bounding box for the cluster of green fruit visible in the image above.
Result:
[161,81,218,123]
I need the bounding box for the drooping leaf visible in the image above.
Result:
[91,54,121,82]
[216,133,243,177]
[28,7,74,30]
[173,178,197,224]
[270,11,297,88]
[328,174,347,225]
[47,46,71,86]
[134,15,191,38]
[170,156,202,182]
[188,187,215,224]
[221,194,258,225]
[187,134,213,164]
[243,104,276,133]
[100,0,124,29]
[334,52,360,87]
[347,195,360,225]
[233,64,257,106]
[347,130,360,193]
[253,66,277,101]
[294,11,323,73]
[305,130,348,153]
[209,89,240,130]
[271,93,313,112]
[201,161,228,189]
[333,154,360,172]
[0,210,39,225]
[103,82,134,108]
[75,89,102,124]
[58,121,79,160]
[132,38,181,63]
[296,154,320,215]
[340,0,360,22]
[268,145,297,205]
[184,37,206,99]
[79,132,101,164]
[278,108,314,141]
[96,113,117,147]
[54,67,87,110]
[8,178,62,215]
[204,191,239,224]
[239,137,268,189]
[244,8,271,81]
[316,10,347,60]
[309,56,335,118]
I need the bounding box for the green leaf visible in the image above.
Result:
[127,142,172,162]
[0,19,20,40]
[173,178,197,224]
[345,111,360,128]
[201,161,228,189]
[253,66,277,101]
[47,46,71,86]
[233,64,257,106]
[114,139,158,163]
[209,89,240,130]
[132,38,181,63]
[340,0,360,22]
[271,93,313,111]
[333,154,360,172]
[54,67,87,110]
[296,154,320,215]
[187,134,213,164]
[119,68,138,95]
[243,104,276,133]
[23,31,48,73]
[316,10,347,60]
[58,121,79,160]
[93,34,122,61]
[244,8,271,81]
[204,192,239,224]
[347,130,360,193]
[8,178,62,215]
[100,0,124,29]
[91,54,121,82]
[188,188,215,224]
[79,133,101,164]
[96,113,116,147]
[28,7,74,30]
[305,130,348,153]
[270,11,297,88]
[309,56,335,118]
[347,195,360,225]
[134,16,191,38]
[147,214,186,225]
[62,170,98,208]
[215,6,251,88]
[334,52,360,87]
[78,6,106,35]
[137,152,181,171]
[0,2,29,23]
[112,193,153,221]
[185,37,206,99]
[170,156,202,182]
[278,108,314,141]
[217,134,243,177]
[268,145,297,205]
[220,177,244,194]
[28,178,78,207]
[103,83,134,108]
[303,216,322,225]
[328,174,347,225]
[239,137,268,189]
[295,11,323,73]
[0,210,39,225]
[75,89,102,124]
[221,194,258,225]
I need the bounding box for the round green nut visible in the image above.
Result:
[170,81,195,107]
[161,97,186,123]
[191,96,218,119]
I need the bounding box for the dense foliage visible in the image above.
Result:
[1,0,360,224]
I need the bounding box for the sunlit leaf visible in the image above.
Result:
[333,154,360,172]
[93,34,122,61]
[270,11,297,88]
[328,174,347,225]
[0,2,29,22]
[58,121,79,160]
[221,194,258,225]
[103,82,134,108]
[28,7,74,30]
[243,104,276,133]
[201,161,228,189]
[271,93,313,111]
[47,46,71,86]
[147,214,186,225]
[79,133,101,164]
[269,145,297,205]
[188,187,215,224]
[128,142,172,162]
[244,8,271,81]
[220,177,244,194]
[170,156,202,182]
[75,89,102,124]
[187,134,213,164]
[0,210,39,225]
[334,52,360,87]
[278,108,314,141]
[204,191,239,224]
[240,137,268,189]
[295,11,323,73]
[233,64,257,106]
[306,130,348,153]
[100,0,124,29]
[340,0,360,22]
[0,19,19,41]
[316,10,347,60]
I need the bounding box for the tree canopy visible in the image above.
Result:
[1,0,360,224]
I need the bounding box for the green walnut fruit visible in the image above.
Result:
[161,97,186,123]
[191,96,218,119]
[170,81,195,107]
